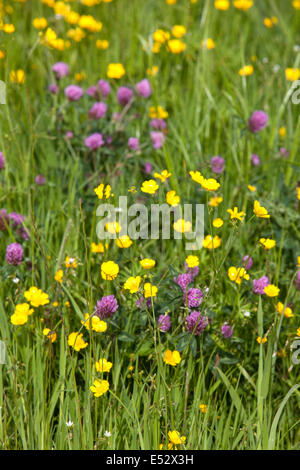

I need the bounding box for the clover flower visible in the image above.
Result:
[158,314,171,332]
[95,295,118,319]
[186,311,210,335]
[6,242,23,265]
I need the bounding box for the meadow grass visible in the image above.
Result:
[0,0,299,450]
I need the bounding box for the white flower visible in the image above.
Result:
[12,277,19,284]
[66,420,74,427]
[104,430,111,437]
[244,311,251,318]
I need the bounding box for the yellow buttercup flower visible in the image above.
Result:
[154,169,171,183]
[105,221,121,234]
[173,219,192,233]
[124,276,142,294]
[94,184,111,199]
[141,180,159,194]
[96,39,109,50]
[201,38,216,49]
[91,242,105,253]
[107,63,125,79]
[296,327,300,337]
[32,17,48,29]
[264,17,278,28]
[238,65,254,76]
[233,0,253,10]
[227,207,246,221]
[228,266,249,284]
[10,70,25,84]
[147,66,159,76]
[65,256,77,269]
[90,379,109,397]
[293,0,300,9]
[203,235,221,249]
[163,350,181,366]
[171,25,186,38]
[166,190,180,206]
[101,261,119,280]
[2,24,15,34]
[167,39,186,54]
[297,187,300,201]
[149,106,168,119]
[190,171,220,191]
[212,218,223,228]
[259,238,276,250]
[208,196,223,207]
[81,314,107,332]
[10,303,34,326]
[214,0,230,10]
[54,269,63,283]
[24,287,49,308]
[264,284,280,297]
[144,282,158,298]
[116,235,133,248]
[257,336,267,344]
[168,430,186,445]
[185,255,199,268]
[78,15,102,33]
[276,302,294,318]
[140,258,156,269]
[153,29,170,44]
[279,126,286,138]
[248,185,256,192]
[43,328,57,343]
[285,68,300,81]
[95,358,113,373]
[254,200,270,219]
[68,332,88,351]
[199,404,208,414]
[67,27,86,42]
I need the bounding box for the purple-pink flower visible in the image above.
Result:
[98,79,111,98]
[64,85,84,101]
[151,131,165,149]
[136,79,152,98]
[251,154,261,166]
[88,102,107,119]
[186,311,210,336]
[85,133,104,150]
[185,288,203,308]
[48,84,59,94]
[158,314,171,332]
[0,152,5,170]
[211,156,225,174]
[248,111,269,133]
[174,273,192,294]
[5,242,23,265]
[35,174,46,185]
[117,87,133,106]
[253,275,269,295]
[52,62,70,79]
[128,137,139,150]
[242,255,253,270]
[221,322,233,338]
[150,119,166,130]
[95,295,118,319]
[143,162,152,174]
[295,271,300,291]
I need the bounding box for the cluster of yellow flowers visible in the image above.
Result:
[151,25,186,55]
